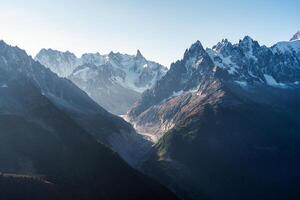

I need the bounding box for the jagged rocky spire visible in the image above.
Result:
[290,31,300,41]
[136,49,145,59]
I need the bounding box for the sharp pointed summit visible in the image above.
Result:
[290,31,300,41]
[212,38,232,52]
[136,49,145,59]
[184,40,206,59]
[190,40,204,50]
[239,35,257,46]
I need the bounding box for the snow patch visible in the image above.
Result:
[171,90,184,97]
[207,49,239,75]
[160,90,184,104]
[195,58,204,67]
[1,84,8,88]
[244,38,258,61]
[36,49,167,94]
[264,74,286,88]
[235,81,248,87]
[73,67,89,76]
[73,67,99,82]
[273,40,300,54]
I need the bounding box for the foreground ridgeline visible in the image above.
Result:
[0,40,179,200]
[127,33,300,200]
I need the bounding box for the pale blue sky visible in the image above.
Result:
[0,0,299,66]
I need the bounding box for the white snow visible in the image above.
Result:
[195,58,204,67]
[290,31,300,41]
[1,56,8,65]
[80,53,106,66]
[35,49,79,78]
[235,81,248,87]
[73,67,89,76]
[263,74,286,88]
[244,38,258,61]
[1,84,8,88]
[36,49,167,94]
[171,90,184,97]
[160,90,184,104]
[160,86,202,104]
[272,40,300,54]
[108,53,166,93]
[207,49,239,74]
[264,74,278,86]
[72,67,98,82]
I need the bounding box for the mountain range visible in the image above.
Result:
[128,34,300,140]
[1,30,300,200]
[35,49,167,115]
[127,33,300,200]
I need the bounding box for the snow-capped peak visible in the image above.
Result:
[207,35,300,87]
[190,40,204,50]
[241,35,254,42]
[0,40,33,70]
[212,39,232,52]
[290,31,300,41]
[39,48,76,57]
[35,47,167,114]
[237,36,260,61]
[80,52,105,66]
[108,51,119,57]
[136,49,145,60]
[183,40,206,59]
[272,39,300,54]
[35,48,78,77]
[239,36,259,49]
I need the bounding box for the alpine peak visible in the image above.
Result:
[290,31,300,41]
[136,49,145,59]
[212,38,232,52]
[239,35,256,45]
[184,40,205,58]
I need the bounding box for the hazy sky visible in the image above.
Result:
[0,0,299,66]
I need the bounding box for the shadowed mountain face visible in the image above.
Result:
[0,41,179,200]
[0,40,152,166]
[142,82,300,200]
[127,35,300,200]
[0,173,63,200]
[35,49,167,115]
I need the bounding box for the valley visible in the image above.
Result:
[0,10,299,198]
